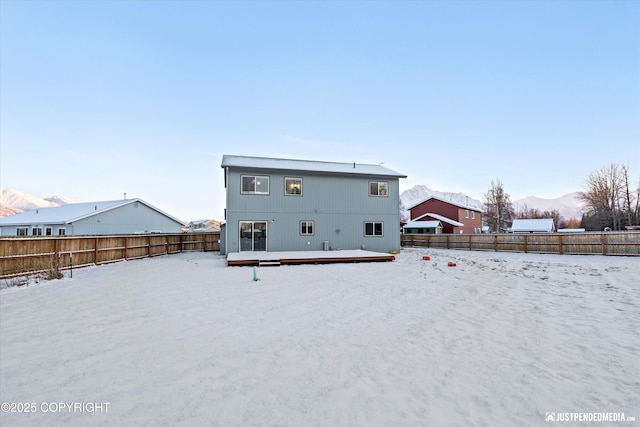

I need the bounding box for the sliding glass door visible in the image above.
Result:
[239,221,267,252]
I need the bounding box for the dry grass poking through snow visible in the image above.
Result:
[1,248,638,427]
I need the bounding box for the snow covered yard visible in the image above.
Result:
[1,248,638,427]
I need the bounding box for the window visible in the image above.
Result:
[364,221,383,236]
[45,227,53,236]
[58,228,66,236]
[465,210,469,218]
[241,175,269,194]
[300,220,314,235]
[285,177,302,196]
[369,181,388,197]
[32,227,43,236]
[17,227,28,236]
[471,211,475,219]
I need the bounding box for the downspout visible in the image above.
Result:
[224,166,229,255]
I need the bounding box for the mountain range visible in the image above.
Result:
[399,185,585,222]
[0,188,73,217]
[1,187,586,222]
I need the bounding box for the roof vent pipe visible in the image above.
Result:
[353,162,356,168]
[95,205,97,210]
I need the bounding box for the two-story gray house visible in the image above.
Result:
[220,155,406,255]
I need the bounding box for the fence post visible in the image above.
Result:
[94,237,99,265]
[602,233,607,256]
[559,234,563,255]
[524,234,528,253]
[53,238,60,274]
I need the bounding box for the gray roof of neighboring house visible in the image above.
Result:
[0,199,185,226]
[406,195,482,211]
[510,218,555,232]
[414,212,465,227]
[221,155,407,178]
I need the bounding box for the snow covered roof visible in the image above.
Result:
[0,199,185,226]
[404,220,442,229]
[221,155,406,178]
[511,218,555,232]
[414,212,464,227]
[406,195,482,211]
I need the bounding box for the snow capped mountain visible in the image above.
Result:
[513,193,586,221]
[399,185,483,222]
[0,188,72,217]
[400,185,585,222]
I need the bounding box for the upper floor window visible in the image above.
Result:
[369,181,388,197]
[471,211,475,219]
[241,175,269,194]
[285,177,302,196]
[465,210,469,218]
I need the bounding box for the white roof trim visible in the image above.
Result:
[414,212,464,227]
[221,154,406,178]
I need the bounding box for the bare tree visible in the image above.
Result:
[580,163,638,230]
[483,179,514,233]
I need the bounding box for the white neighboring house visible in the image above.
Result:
[510,218,556,233]
[0,199,185,236]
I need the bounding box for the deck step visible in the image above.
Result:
[259,260,281,267]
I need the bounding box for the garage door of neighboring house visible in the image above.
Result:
[239,221,267,252]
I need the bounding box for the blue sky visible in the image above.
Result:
[1,0,638,221]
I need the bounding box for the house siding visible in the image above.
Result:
[71,203,183,235]
[0,202,183,236]
[410,199,482,234]
[224,168,402,253]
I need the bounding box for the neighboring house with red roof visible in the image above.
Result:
[406,196,482,234]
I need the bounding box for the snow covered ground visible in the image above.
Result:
[1,249,638,427]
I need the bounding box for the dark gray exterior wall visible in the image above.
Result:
[224,167,402,254]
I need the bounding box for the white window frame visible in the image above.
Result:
[471,211,475,219]
[45,227,53,236]
[32,227,43,236]
[369,181,389,197]
[58,228,67,236]
[17,227,28,236]
[364,221,384,237]
[241,175,270,195]
[285,177,303,196]
[465,210,469,218]
[300,220,314,235]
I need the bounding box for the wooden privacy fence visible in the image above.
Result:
[401,231,640,256]
[0,233,220,279]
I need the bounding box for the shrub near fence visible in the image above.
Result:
[0,233,220,279]
[401,232,640,256]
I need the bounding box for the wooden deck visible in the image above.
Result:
[226,249,396,266]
